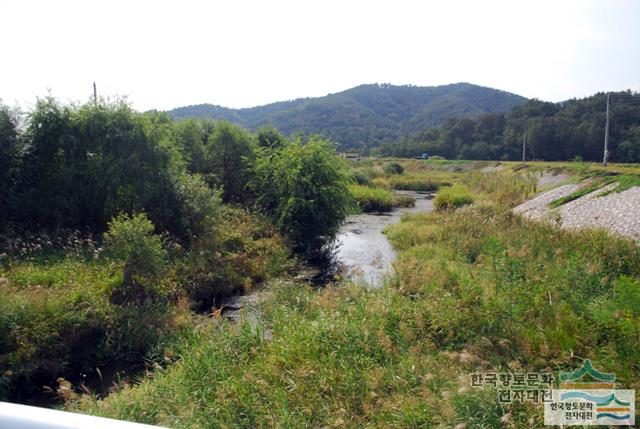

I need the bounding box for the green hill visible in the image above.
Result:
[167,83,527,150]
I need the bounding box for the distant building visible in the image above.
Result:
[340,152,361,161]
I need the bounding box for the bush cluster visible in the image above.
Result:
[383,161,404,175]
[251,137,351,253]
[390,176,450,192]
[350,184,395,212]
[0,97,351,403]
[434,184,474,209]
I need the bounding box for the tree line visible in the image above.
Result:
[168,83,526,152]
[373,91,640,162]
[0,97,350,254]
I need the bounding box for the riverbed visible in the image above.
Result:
[333,191,434,287]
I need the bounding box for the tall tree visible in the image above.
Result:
[0,103,19,227]
[206,121,254,203]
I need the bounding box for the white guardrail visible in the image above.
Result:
[0,402,168,429]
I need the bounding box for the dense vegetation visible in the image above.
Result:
[433,184,474,209]
[1,91,639,426]
[0,98,351,248]
[73,161,640,427]
[0,97,352,403]
[168,83,526,151]
[376,91,640,163]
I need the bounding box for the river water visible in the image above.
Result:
[333,191,434,287]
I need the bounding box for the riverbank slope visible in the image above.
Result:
[73,160,640,428]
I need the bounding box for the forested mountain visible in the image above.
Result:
[168,83,527,151]
[375,91,640,163]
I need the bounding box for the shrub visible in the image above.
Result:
[350,185,394,212]
[172,172,221,243]
[104,213,167,305]
[434,184,474,210]
[172,118,214,175]
[384,162,404,175]
[178,207,289,310]
[252,137,351,254]
[0,255,186,403]
[350,169,373,186]
[390,176,451,192]
[371,177,391,189]
[256,125,286,150]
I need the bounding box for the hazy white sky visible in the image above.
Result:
[1,0,639,111]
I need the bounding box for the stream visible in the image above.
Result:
[332,190,435,287]
[46,191,435,405]
[222,191,434,328]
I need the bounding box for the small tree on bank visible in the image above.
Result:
[252,136,350,254]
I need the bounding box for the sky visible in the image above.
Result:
[1,0,639,111]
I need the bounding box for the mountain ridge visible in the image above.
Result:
[167,82,528,150]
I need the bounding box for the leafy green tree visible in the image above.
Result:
[173,118,215,174]
[252,136,350,253]
[172,172,221,243]
[378,91,639,162]
[0,104,19,227]
[16,98,193,235]
[256,125,286,149]
[206,121,254,203]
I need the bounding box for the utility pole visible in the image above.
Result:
[93,82,97,107]
[603,93,610,166]
[522,127,527,162]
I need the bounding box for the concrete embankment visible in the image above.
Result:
[514,173,640,242]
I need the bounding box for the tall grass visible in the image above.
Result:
[76,281,521,427]
[434,184,474,209]
[0,207,289,403]
[390,176,450,192]
[74,202,623,427]
[350,184,395,212]
[0,256,189,403]
[462,171,537,207]
[40,162,640,427]
[387,205,640,381]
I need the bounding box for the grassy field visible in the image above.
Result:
[0,207,290,404]
[64,159,640,427]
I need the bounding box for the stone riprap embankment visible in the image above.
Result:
[536,171,572,189]
[514,178,640,242]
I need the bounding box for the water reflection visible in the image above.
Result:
[333,191,434,287]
